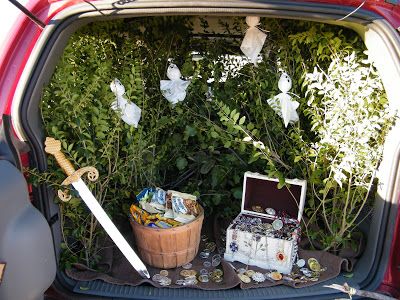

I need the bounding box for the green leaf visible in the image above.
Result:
[176,157,188,170]
[239,116,246,125]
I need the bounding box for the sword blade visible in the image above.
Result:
[72,179,150,278]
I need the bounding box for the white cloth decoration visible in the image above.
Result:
[267,73,299,127]
[110,79,141,128]
[160,64,190,105]
[240,16,267,65]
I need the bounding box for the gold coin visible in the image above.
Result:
[187,270,197,277]
[252,205,263,213]
[212,269,223,277]
[308,258,321,272]
[245,269,255,277]
[159,270,169,276]
[180,270,190,277]
[238,274,251,283]
[270,271,283,281]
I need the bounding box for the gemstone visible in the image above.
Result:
[276,251,286,261]
[229,242,239,253]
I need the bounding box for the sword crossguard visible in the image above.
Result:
[45,137,99,202]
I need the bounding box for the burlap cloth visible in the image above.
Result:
[66,217,351,290]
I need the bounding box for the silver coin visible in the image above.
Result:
[265,208,276,215]
[272,219,283,230]
[212,257,221,267]
[237,268,247,274]
[175,279,185,285]
[152,274,162,282]
[200,268,209,275]
[203,261,211,268]
[198,274,209,283]
[159,277,172,286]
[199,251,210,259]
[182,262,193,269]
[296,259,306,268]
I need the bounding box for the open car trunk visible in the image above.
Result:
[12,1,400,299]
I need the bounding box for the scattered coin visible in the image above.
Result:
[237,268,247,274]
[308,258,321,272]
[182,262,193,269]
[198,274,209,283]
[199,251,210,259]
[269,271,283,281]
[159,270,169,277]
[180,270,190,277]
[296,259,306,268]
[238,274,251,283]
[212,269,223,277]
[245,269,255,277]
[152,274,162,282]
[159,276,172,286]
[203,261,211,268]
[200,268,208,275]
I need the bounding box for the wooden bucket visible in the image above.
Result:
[129,206,204,269]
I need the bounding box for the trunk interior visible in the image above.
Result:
[14,1,400,299]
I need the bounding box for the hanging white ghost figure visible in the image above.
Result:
[160,64,190,105]
[110,79,142,128]
[267,73,300,127]
[240,16,267,65]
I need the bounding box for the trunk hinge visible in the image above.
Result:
[8,0,45,29]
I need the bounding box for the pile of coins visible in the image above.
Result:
[236,267,284,284]
[152,270,172,286]
[234,257,326,285]
[231,216,300,240]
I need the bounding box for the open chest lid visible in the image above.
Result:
[241,172,307,222]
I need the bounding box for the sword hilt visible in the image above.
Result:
[44,137,76,176]
[44,137,99,202]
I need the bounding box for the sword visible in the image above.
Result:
[44,137,150,279]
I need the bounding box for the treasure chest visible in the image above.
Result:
[224,172,307,274]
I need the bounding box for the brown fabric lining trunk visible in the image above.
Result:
[66,217,352,290]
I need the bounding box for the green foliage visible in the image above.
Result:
[38,17,395,268]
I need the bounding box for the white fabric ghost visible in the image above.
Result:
[160,64,190,105]
[267,73,300,127]
[240,16,267,65]
[110,79,142,128]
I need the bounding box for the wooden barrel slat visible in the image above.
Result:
[130,206,204,269]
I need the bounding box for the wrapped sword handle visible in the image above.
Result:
[44,137,99,201]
